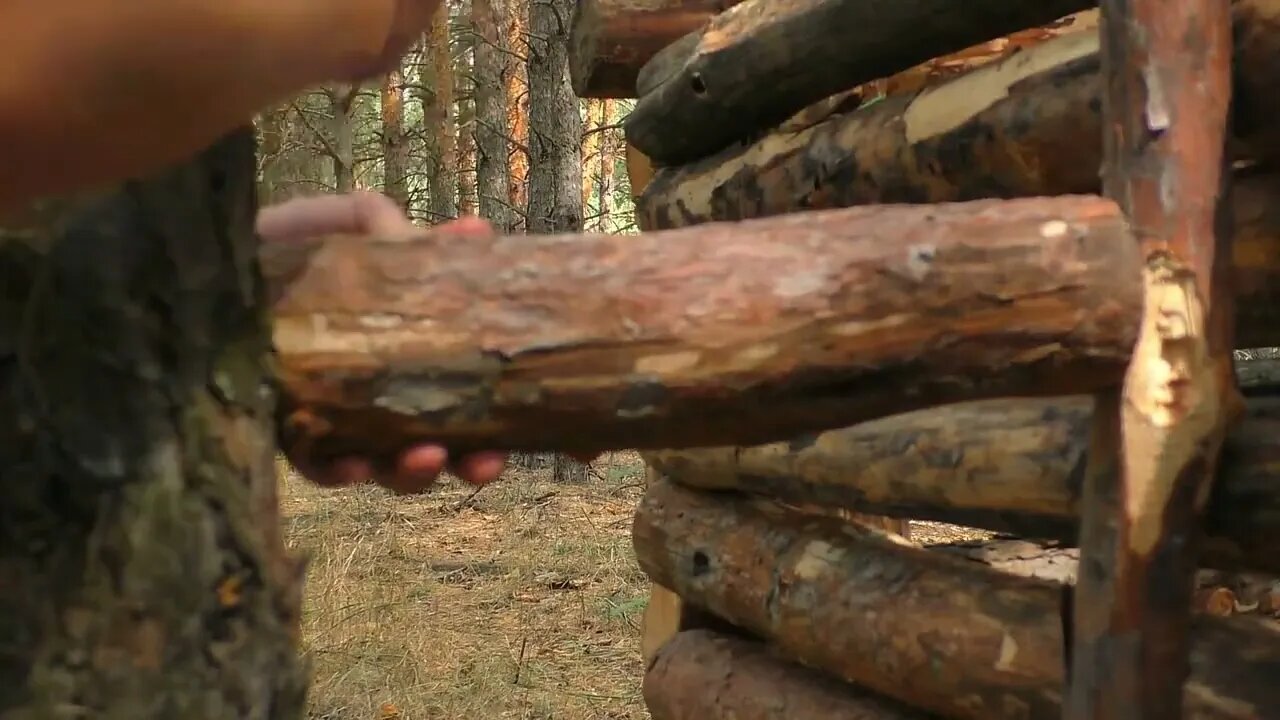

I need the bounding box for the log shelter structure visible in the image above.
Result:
[565,1,1280,718]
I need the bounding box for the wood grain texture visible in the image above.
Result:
[632,476,1280,720]
[635,24,1280,348]
[622,0,1094,164]
[265,195,1141,469]
[568,0,744,97]
[641,393,1280,575]
[644,630,933,720]
[1068,0,1240,716]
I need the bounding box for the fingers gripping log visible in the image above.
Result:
[264,195,1140,468]
[632,476,1280,720]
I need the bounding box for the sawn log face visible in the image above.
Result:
[266,195,1140,467]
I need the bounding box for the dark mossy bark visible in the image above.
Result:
[0,128,308,718]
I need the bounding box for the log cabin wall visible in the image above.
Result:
[565,1,1280,718]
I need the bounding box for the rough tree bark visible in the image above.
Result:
[262,195,1141,467]
[631,476,1280,720]
[568,0,746,97]
[0,130,307,716]
[423,9,460,221]
[506,0,531,225]
[472,0,515,230]
[381,68,410,210]
[1067,1,1240,717]
[643,394,1280,575]
[645,630,932,720]
[623,0,1095,165]
[527,0,590,482]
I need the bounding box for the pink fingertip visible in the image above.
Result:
[329,458,373,486]
[456,452,508,485]
[399,445,449,475]
[441,216,493,236]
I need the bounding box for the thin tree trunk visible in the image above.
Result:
[581,100,602,223]
[381,68,410,210]
[456,7,479,217]
[472,0,514,229]
[507,0,531,226]
[423,9,460,221]
[528,0,588,481]
[597,99,616,229]
[0,129,307,717]
[327,86,358,193]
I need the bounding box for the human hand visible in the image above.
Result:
[256,191,508,493]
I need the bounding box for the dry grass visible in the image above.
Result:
[281,452,651,720]
[280,452,989,720]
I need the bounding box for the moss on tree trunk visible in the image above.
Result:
[0,128,308,718]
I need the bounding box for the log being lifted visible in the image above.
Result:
[568,0,746,98]
[635,18,1280,349]
[632,476,1280,720]
[641,393,1280,575]
[645,630,933,720]
[623,0,1096,165]
[265,195,1141,469]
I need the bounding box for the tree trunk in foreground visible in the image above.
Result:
[642,392,1280,575]
[263,194,1141,467]
[0,129,307,716]
[645,630,932,720]
[632,477,1280,720]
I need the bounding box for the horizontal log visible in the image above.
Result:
[632,476,1280,719]
[642,392,1280,574]
[266,195,1141,468]
[930,539,1278,618]
[568,0,744,98]
[644,629,933,720]
[624,0,1094,165]
[636,30,1280,348]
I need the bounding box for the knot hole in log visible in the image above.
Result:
[690,72,708,96]
[692,550,711,576]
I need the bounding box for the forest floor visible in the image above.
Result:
[279,452,988,720]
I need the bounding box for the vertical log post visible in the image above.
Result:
[1066,0,1240,718]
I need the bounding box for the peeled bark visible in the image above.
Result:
[0,131,307,715]
[568,0,745,98]
[635,30,1280,349]
[632,476,1280,720]
[263,195,1141,468]
[643,394,1280,575]
[644,630,933,720]
[624,0,1095,165]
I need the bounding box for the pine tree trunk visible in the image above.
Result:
[597,99,616,230]
[473,0,515,230]
[581,100,602,223]
[456,10,479,218]
[506,0,531,227]
[381,69,410,210]
[0,129,307,717]
[528,0,588,482]
[424,9,460,222]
